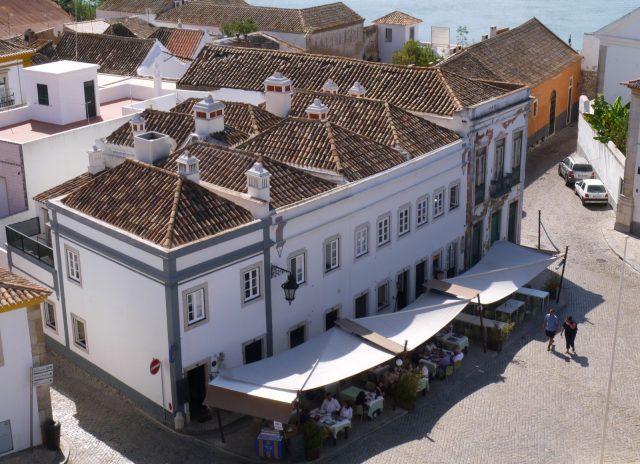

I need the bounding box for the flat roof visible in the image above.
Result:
[24,60,100,75]
[0,98,139,143]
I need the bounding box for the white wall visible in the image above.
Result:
[0,308,42,456]
[377,24,416,63]
[577,97,625,207]
[581,33,600,71]
[5,60,26,106]
[269,141,465,355]
[599,43,640,103]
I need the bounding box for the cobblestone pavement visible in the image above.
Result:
[331,126,640,464]
[31,126,640,464]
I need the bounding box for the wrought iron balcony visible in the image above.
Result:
[0,91,15,109]
[6,217,54,267]
[474,183,485,205]
[510,167,521,186]
[489,175,512,198]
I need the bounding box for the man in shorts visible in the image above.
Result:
[543,308,559,351]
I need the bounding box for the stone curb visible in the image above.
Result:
[601,228,640,274]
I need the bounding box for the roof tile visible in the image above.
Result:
[0,267,50,312]
[373,11,422,26]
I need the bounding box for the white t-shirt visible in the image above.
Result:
[339,406,353,420]
[321,398,340,413]
[452,352,464,362]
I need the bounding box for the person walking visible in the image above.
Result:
[560,315,578,355]
[543,308,559,351]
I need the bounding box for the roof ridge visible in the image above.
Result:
[323,121,343,174]
[246,105,260,134]
[163,175,183,248]
[66,31,155,43]
[435,68,463,111]
[382,101,402,148]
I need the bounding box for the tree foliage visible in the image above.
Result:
[220,19,259,38]
[456,25,469,47]
[584,94,630,154]
[391,40,439,66]
[58,0,103,21]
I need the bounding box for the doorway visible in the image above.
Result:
[187,364,207,420]
[354,293,367,318]
[84,80,97,118]
[244,338,263,364]
[0,177,9,217]
[566,80,573,125]
[415,260,426,298]
[549,90,557,135]
[396,270,409,310]
[508,201,518,243]
[471,221,483,266]
[490,210,501,245]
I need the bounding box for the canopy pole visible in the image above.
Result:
[556,246,569,303]
[216,408,226,443]
[538,210,541,250]
[477,295,486,353]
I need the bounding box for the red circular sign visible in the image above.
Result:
[150,358,161,375]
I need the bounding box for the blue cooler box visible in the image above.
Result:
[256,431,284,460]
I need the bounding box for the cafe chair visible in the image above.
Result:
[454,360,462,370]
[354,404,364,421]
[445,365,454,379]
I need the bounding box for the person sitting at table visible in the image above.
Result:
[321,393,340,414]
[439,353,452,368]
[452,349,464,363]
[339,401,353,420]
[417,359,430,378]
[375,381,385,398]
[424,340,437,355]
[355,390,367,407]
[383,367,399,390]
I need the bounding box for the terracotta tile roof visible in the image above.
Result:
[0,39,33,60]
[157,142,337,208]
[158,2,362,34]
[33,172,96,203]
[0,267,51,313]
[289,91,459,156]
[624,79,640,90]
[103,23,138,38]
[106,109,195,147]
[98,0,175,15]
[373,11,422,26]
[171,98,282,134]
[53,32,155,76]
[105,18,157,38]
[0,0,72,38]
[149,28,203,60]
[237,118,408,181]
[178,46,510,116]
[436,18,581,87]
[215,31,306,53]
[61,160,255,248]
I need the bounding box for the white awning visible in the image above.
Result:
[206,241,559,419]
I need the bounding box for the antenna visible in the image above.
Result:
[74,2,78,60]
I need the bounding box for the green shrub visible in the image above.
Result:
[584,95,630,154]
[396,371,419,411]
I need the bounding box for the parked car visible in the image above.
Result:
[574,179,609,205]
[558,156,595,185]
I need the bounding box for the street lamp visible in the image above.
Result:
[271,265,299,305]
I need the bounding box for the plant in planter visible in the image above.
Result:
[543,274,561,300]
[487,321,515,352]
[301,420,327,461]
[396,371,419,411]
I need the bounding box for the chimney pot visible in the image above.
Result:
[87,145,105,175]
[193,95,225,138]
[133,131,174,164]
[263,72,293,117]
[305,98,329,121]
[322,79,339,94]
[347,81,367,98]
[489,25,497,38]
[177,149,200,183]
[130,114,146,135]
[246,159,271,202]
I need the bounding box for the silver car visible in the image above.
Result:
[558,156,595,185]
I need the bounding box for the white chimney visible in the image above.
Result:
[133,131,174,164]
[322,79,339,94]
[263,72,293,117]
[348,81,367,98]
[130,114,146,135]
[305,98,329,121]
[193,95,225,138]
[246,160,271,203]
[177,150,200,183]
[87,145,105,175]
[489,25,497,38]
[154,63,162,97]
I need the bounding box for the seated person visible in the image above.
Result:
[375,381,385,398]
[417,360,430,378]
[383,367,399,389]
[339,401,353,420]
[424,340,437,355]
[452,349,464,363]
[355,390,367,406]
[320,393,340,414]
[439,353,452,368]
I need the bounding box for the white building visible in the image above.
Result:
[373,11,423,63]
[582,7,640,103]
[0,267,52,456]
[0,40,37,110]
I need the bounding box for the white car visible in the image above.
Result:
[574,179,608,205]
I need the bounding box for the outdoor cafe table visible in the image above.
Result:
[339,386,384,418]
[416,376,429,395]
[309,409,351,444]
[434,332,469,353]
[495,299,525,322]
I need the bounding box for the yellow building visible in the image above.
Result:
[437,18,582,147]
[0,39,36,109]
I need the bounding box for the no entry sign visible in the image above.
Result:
[149,358,161,375]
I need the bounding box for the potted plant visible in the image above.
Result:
[487,321,514,352]
[301,420,326,461]
[543,274,561,300]
[396,371,419,411]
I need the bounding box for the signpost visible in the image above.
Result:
[30,364,54,451]
[150,358,166,422]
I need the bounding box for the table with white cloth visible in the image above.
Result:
[495,299,525,322]
[309,409,351,443]
[415,376,429,395]
[339,386,384,418]
[435,332,470,352]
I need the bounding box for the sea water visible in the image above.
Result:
[249,0,638,51]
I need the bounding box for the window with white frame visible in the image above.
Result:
[43,301,56,331]
[385,28,392,42]
[449,183,460,210]
[65,246,81,284]
[376,281,389,311]
[71,314,88,350]
[416,196,429,226]
[289,252,306,284]
[354,225,368,258]
[184,285,207,328]
[512,130,523,171]
[398,205,410,236]
[532,99,538,117]
[324,236,340,272]
[377,214,391,246]
[243,266,261,302]
[433,189,444,218]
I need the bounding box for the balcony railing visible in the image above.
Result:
[489,175,512,198]
[6,217,54,267]
[474,183,485,205]
[0,91,15,109]
[510,167,521,186]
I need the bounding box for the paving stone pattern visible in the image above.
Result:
[33,126,640,464]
